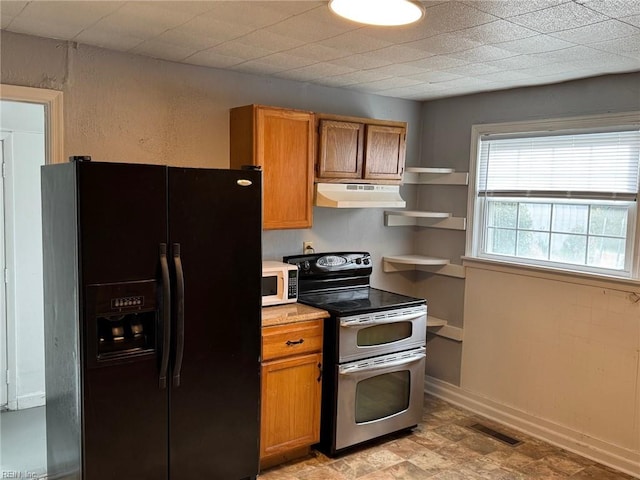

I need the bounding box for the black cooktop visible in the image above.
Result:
[297,287,425,316]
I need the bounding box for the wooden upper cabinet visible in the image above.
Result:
[230,105,315,230]
[316,114,407,184]
[317,119,364,179]
[364,124,406,181]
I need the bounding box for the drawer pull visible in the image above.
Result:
[286,338,305,346]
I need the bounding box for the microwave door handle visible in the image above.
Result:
[341,310,425,327]
[172,243,185,388]
[339,353,426,375]
[158,243,171,389]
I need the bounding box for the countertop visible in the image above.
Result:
[262,303,329,328]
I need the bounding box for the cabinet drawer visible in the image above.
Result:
[262,320,323,361]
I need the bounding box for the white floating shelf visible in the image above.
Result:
[384,210,466,230]
[403,167,469,185]
[383,255,466,278]
[426,317,464,342]
[427,316,448,327]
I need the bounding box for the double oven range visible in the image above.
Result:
[284,252,427,456]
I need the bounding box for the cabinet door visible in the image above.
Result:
[256,107,315,230]
[317,119,364,180]
[364,124,406,181]
[260,352,322,459]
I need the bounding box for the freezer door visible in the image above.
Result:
[168,167,262,480]
[77,162,169,480]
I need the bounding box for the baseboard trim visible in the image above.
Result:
[425,376,640,478]
[17,391,46,410]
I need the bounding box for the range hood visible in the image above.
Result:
[315,183,406,208]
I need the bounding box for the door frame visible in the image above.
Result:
[0,84,64,409]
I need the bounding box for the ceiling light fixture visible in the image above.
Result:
[328,0,425,27]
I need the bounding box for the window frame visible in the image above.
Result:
[467,112,640,280]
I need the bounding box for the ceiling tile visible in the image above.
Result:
[331,53,393,70]
[199,1,321,29]
[458,19,539,44]
[251,52,317,70]
[583,0,640,18]
[107,2,199,35]
[234,29,306,52]
[151,28,222,52]
[550,19,640,44]
[317,31,394,55]
[508,2,610,34]
[265,5,354,42]
[357,77,425,92]
[591,33,640,58]
[131,39,199,62]
[495,35,575,55]
[416,1,499,34]
[231,59,289,76]
[466,0,567,18]
[405,70,465,83]
[205,39,276,62]
[183,48,246,69]
[167,15,253,44]
[475,70,535,82]
[404,55,470,71]
[444,62,505,76]
[448,45,518,62]
[371,45,434,63]
[529,45,603,62]
[74,28,146,51]
[8,15,92,40]
[284,44,347,63]
[621,14,640,28]
[277,62,355,82]
[484,54,559,70]
[325,70,394,85]
[406,33,483,55]
[0,1,27,17]
[366,63,431,78]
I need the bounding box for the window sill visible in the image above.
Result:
[462,256,640,292]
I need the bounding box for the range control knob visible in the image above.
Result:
[302,261,310,271]
[363,258,370,265]
[355,258,362,265]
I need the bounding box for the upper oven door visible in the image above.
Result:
[338,305,426,362]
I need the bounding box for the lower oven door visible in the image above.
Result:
[335,347,426,452]
[339,305,426,362]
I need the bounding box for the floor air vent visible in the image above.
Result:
[468,423,523,446]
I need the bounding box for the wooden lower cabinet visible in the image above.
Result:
[260,319,323,469]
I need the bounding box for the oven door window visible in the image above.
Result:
[355,370,410,423]
[356,322,412,347]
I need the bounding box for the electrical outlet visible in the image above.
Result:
[303,241,314,253]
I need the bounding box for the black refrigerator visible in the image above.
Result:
[41,160,262,480]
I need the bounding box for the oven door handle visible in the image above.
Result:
[339,352,426,375]
[340,310,425,327]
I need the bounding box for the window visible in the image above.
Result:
[469,114,640,279]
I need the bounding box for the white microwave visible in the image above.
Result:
[261,261,298,306]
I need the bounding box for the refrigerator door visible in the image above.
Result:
[77,162,169,480]
[167,167,262,480]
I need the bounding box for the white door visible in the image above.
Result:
[0,101,47,411]
[0,138,7,409]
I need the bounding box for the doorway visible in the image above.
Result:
[0,85,63,479]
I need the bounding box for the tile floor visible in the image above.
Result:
[258,395,637,480]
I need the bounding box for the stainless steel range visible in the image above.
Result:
[283,252,427,456]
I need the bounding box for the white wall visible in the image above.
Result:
[462,262,639,474]
[1,100,46,409]
[418,72,640,476]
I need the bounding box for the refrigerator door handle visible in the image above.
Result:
[172,243,185,388]
[159,243,171,389]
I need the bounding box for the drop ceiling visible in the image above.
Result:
[1,1,639,101]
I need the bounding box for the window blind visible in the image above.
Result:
[478,130,640,200]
